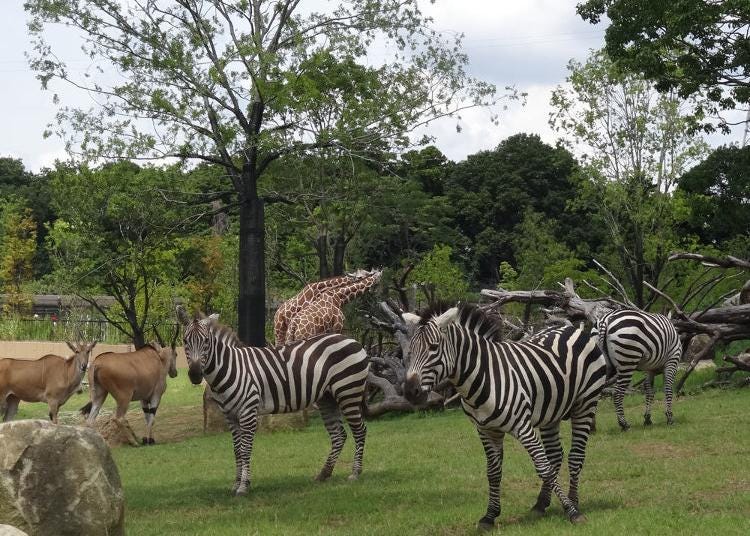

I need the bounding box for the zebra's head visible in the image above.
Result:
[176,305,219,385]
[403,306,460,405]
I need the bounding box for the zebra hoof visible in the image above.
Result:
[476,517,495,531]
[141,437,149,445]
[644,416,652,426]
[619,423,630,432]
[529,505,547,517]
[347,473,360,482]
[148,437,156,445]
[570,513,587,524]
[234,486,249,497]
[314,471,332,482]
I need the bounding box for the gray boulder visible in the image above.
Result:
[0,525,29,536]
[0,420,124,536]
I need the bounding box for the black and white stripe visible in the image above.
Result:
[178,311,369,494]
[595,309,682,430]
[403,304,606,529]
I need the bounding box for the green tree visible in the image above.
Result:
[46,162,194,348]
[678,145,750,245]
[408,244,469,303]
[0,199,37,312]
[26,0,503,345]
[551,50,707,307]
[578,0,750,132]
[0,157,55,276]
[444,133,582,283]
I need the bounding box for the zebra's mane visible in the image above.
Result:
[417,301,454,325]
[456,304,503,342]
[204,319,245,347]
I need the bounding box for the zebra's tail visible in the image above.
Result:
[596,319,616,380]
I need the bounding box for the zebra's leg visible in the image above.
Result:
[476,427,505,531]
[514,424,584,524]
[315,394,347,482]
[340,396,366,481]
[223,412,243,494]
[613,370,635,431]
[531,423,563,515]
[568,406,598,511]
[234,408,259,496]
[663,352,680,425]
[643,371,655,426]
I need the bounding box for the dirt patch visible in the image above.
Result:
[629,441,695,459]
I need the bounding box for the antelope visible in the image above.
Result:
[0,341,97,423]
[80,329,178,445]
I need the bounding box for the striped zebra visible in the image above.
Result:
[403,304,606,530]
[176,307,369,495]
[595,309,682,431]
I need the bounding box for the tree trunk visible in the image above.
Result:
[315,233,330,279]
[237,196,266,346]
[332,234,346,276]
[132,328,146,350]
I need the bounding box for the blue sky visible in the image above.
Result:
[0,1,744,172]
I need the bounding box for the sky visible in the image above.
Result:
[0,0,745,172]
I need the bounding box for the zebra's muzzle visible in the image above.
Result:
[187,366,203,385]
[403,373,429,405]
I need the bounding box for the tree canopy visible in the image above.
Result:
[25,0,505,344]
[578,0,750,131]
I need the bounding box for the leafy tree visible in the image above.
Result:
[46,162,194,348]
[26,0,503,345]
[678,145,750,245]
[551,50,707,307]
[408,244,469,303]
[0,199,37,312]
[444,133,581,283]
[0,157,54,276]
[578,0,750,132]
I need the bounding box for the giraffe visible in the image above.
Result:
[272,270,371,346]
[285,270,382,344]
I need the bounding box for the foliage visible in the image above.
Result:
[45,161,196,347]
[512,211,603,292]
[408,244,469,302]
[0,198,37,312]
[550,50,708,307]
[578,0,750,132]
[444,133,583,283]
[678,145,750,245]
[25,0,507,345]
[0,157,54,276]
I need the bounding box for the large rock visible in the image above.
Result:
[684,333,715,362]
[0,420,125,536]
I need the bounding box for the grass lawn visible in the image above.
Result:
[9,367,750,535]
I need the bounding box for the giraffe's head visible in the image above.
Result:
[176,306,219,385]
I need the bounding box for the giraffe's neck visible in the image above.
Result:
[327,273,379,306]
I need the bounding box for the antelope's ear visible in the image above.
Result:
[88,341,97,351]
[176,305,190,325]
[435,307,459,332]
[150,340,163,352]
[401,312,422,329]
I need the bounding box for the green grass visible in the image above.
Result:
[104,376,750,536]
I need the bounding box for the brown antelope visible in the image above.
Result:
[81,332,178,445]
[0,341,97,423]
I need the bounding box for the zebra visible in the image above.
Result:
[403,304,606,530]
[176,307,369,495]
[594,308,682,431]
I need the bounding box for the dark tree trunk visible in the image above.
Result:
[316,234,330,279]
[132,329,146,350]
[332,234,346,276]
[237,195,266,346]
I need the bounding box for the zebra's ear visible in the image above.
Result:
[401,312,422,329]
[435,307,459,332]
[200,313,219,327]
